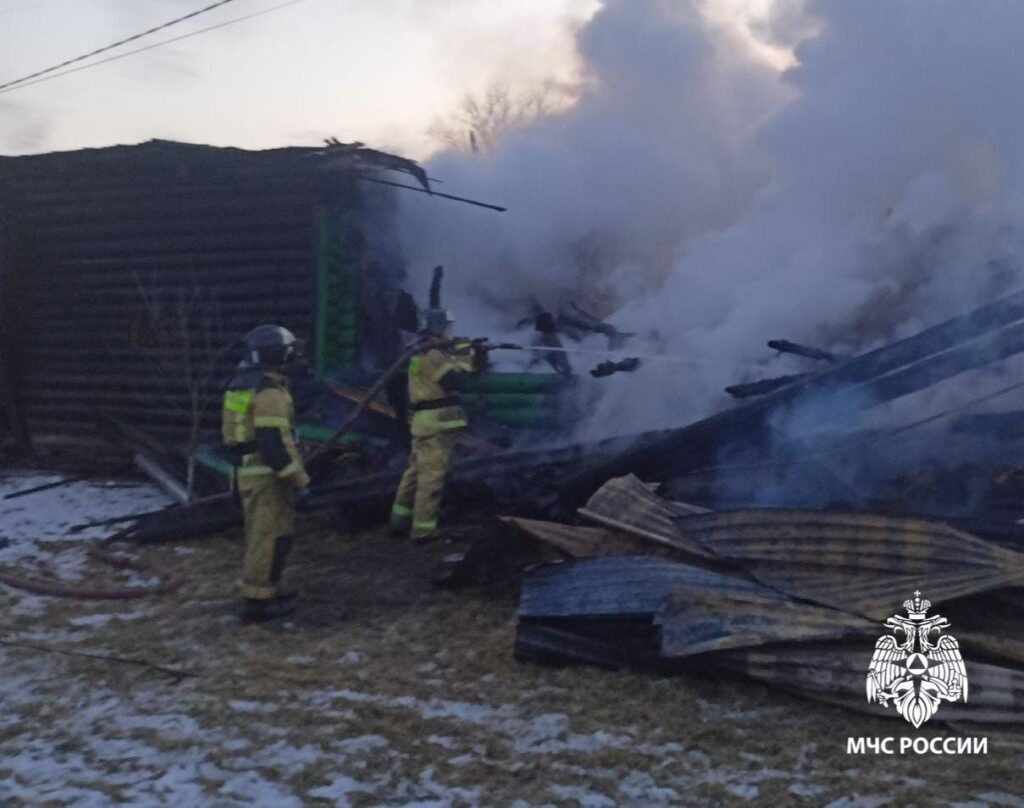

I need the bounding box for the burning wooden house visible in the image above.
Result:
[0,139,569,460]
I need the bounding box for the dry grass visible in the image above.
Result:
[1,516,1023,806]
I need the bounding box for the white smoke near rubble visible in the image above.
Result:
[397,0,1024,478]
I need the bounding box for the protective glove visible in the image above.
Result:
[471,344,490,372]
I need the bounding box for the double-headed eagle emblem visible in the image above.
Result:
[866,591,968,727]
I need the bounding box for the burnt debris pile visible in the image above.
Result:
[510,475,1024,724]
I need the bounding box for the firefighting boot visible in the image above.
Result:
[388,516,410,538]
[240,591,298,622]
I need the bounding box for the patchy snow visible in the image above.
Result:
[69,613,117,628]
[824,797,892,808]
[307,774,377,802]
[0,538,90,577]
[336,649,365,666]
[549,783,618,807]
[726,782,760,801]
[0,469,1011,805]
[617,771,680,804]
[791,782,830,798]
[228,699,280,714]
[333,734,390,754]
[0,471,171,627]
[427,735,458,750]
[0,470,172,542]
[977,795,1024,808]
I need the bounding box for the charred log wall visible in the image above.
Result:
[0,140,384,443]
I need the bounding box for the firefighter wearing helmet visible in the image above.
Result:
[222,324,311,620]
[390,307,488,542]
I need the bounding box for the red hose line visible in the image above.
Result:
[0,545,181,600]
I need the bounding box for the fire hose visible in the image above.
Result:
[0,541,181,600]
[305,337,520,463]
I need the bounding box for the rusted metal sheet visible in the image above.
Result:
[717,645,1024,724]
[659,573,1024,665]
[516,557,746,669]
[514,479,1024,720]
[676,509,1024,619]
[958,631,1024,670]
[515,618,664,670]
[517,554,1024,718]
[518,556,765,619]
[500,516,654,558]
[579,474,714,558]
[580,478,1024,619]
[657,586,1024,721]
[656,588,873,658]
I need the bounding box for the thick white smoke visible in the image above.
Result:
[397,0,1024,445]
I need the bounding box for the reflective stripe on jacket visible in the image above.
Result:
[408,344,473,437]
[222,370,310,486]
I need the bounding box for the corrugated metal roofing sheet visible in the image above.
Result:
[656,588,873,658]
[501,516,672,558]
[579,473,714,558]
[518,556,767,619]
[514,477,1024,720]
[720,645,1024,724]
[582,477,1024,619]
[677,509,1024,619]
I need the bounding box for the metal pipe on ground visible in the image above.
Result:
[134,451,189,505]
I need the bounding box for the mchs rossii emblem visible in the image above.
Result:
[867,591,968,727]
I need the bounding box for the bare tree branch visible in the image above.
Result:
[429,80,569,154]
[0,637,196,682]
[129,271,230,501]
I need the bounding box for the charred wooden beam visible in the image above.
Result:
[2,474,89,500]
[558,303,635,348]
[121,434,637,542]
[556,287,1024,504]
[767,339,845,364]
[856,319,1024,404]
[116,494,240,543]
[951,411,1024,438]
[590,358,641,378]
[725,373,810,399]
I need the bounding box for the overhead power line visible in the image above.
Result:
[0,0,316,96]
[0,0,240,92]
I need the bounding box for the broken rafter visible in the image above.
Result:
[767,339,844,364]
[557,286,1024,501]
[355,175,507,213]
[724,373,809,399]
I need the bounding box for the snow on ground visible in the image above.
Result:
[0,470,174,619]
[0,470,173,541]
[1,471,1023,805]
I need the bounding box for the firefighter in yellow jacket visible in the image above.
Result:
[391,308,487,542]
[222,325,311,621]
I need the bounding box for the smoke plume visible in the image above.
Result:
[398,0,1024,452]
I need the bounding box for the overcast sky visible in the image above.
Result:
[0,0,597,159]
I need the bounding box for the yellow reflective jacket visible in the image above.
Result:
[408,342,474,437]
[222,370,310,487]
